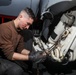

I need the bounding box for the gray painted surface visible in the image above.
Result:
[40,0,72,14]
[0,0,75,17]
[0,0,40,16]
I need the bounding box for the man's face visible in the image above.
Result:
[19,15,34,30]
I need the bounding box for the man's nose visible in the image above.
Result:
[26,26,29,29]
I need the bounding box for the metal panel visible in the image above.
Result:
[40,0,75,15]
[0,0,40,16]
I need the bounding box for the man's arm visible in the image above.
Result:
[20,49,30,55]
[17,36,30,55]
[12,52,29,60]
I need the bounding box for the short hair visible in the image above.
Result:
[23,7,35,20]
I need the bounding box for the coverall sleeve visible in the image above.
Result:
[17,36,25,53]
[0,27,14,60]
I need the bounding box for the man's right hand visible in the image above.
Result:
[29,51,46,63]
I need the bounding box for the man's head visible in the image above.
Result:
[15,7,35,30]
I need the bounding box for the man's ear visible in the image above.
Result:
[19,14,23,18]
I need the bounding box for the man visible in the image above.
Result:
[0,7,46,75]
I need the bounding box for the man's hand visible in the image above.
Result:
[29,51,46,63]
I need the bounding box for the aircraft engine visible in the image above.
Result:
[33,0,76,64]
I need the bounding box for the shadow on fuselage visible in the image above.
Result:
[0,0,12,6]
